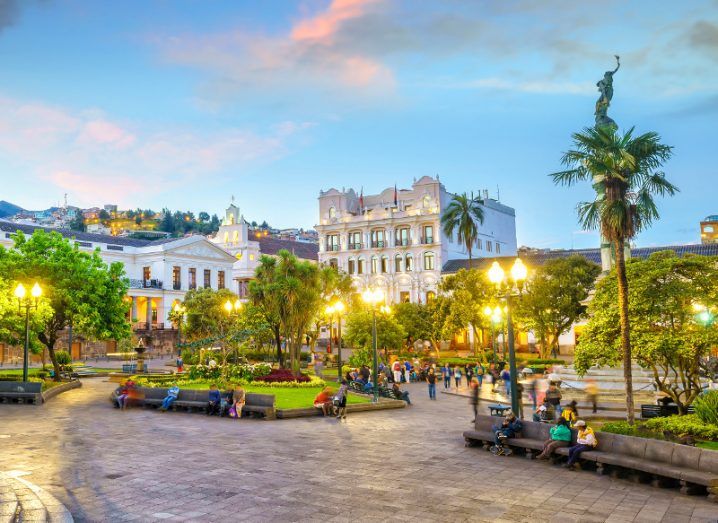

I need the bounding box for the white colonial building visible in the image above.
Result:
[0,220,237,360]
[210,201,319,298]
[316,176,517,304]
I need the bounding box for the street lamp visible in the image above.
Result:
[173,302,186,356]
[483,305,503,361]
[487,258,528,416]
[14,282,42,382]
[218,298,243,377]
[362,287,386,403]
[325,299,346,381]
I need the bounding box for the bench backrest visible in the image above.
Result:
[699,448,718,474]
[0,381,42,393]
[246,393,275,407]
[672,444,702,470]
[176,390,207,402]
[142,387,167,400]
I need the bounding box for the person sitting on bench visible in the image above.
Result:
[115,378,135,410]
[160,385,180,411]
[207,384,221,415]
[565,420,597,469]
[313,387,334,416]
[492,411,522,455]
[229,387,245,418]
[537,417,571,459]
[392,382,411,405]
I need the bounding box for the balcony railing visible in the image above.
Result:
[370,241,385,248]
[173,282,181,290]
[420,237,434,245]
[395,239,411,247]
[326,244,340,252]
[348,243,363,250]
[134,322,166,331]
[129,279,164,289]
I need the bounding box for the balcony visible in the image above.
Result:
[420,237,434,245]
[394,239,411,247]
[370,241,385,248]
[173,282,181,290]
[134,322,166,331]
[348,243,363,250]
[129,279,164,290]
[326,244,340,252]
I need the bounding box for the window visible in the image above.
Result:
[223,232,229,244]
[348,259,356,275]
[423,252,435,271]
[143,267,151,281]
[370,229,385,248]
[422,225,433,244]
[348,231,362,250]
[426,291,436,302]
[400,291,410,303]
[423,195,431,208]
[357,258,365,275]
[380,256,388,273]
[218,271,225,290]
[370,255,378,274]
[405,254,413,272]
[249,254,255,261]
[329,258,339,270]
[107,245,123,251]
[75,241,92,248]
[204,269,211,288]
[326,234,340,252]
[232,230,239,243]
[486,241,492,252]
[173,266,181,290]
[477,238,482,250]
[496,243,501,254]
[395,227,410,246]
[189,268,196,290]
[395,255,403,273]
[328,206,337,219]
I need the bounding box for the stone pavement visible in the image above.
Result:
[0,379,717,522]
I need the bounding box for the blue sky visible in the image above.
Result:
[0,0,716,249]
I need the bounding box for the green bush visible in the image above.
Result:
[180,349,198,365]
[55,350,72,365]
[519,358,564,365]
[600,421,640,436]
[693,390,718,425]
[644,414,718,440]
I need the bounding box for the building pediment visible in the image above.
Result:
[163,240,235,262]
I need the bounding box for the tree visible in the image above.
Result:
[68,213,86,232]
[440,192,484,264]
[551,126,677,423]
[182,287,240,341]
[160,208,175,233]
[393,299,449,356]
[0,276,52,357]
[514,256,601,358]
[576,251,718,414]
[249,255,285,366]
[439,268,493,353]
[344,307,406,354]
[198,211,210,223]
[0,230,131,379]
[98,209,111,221]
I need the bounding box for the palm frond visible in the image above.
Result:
[576,200,601,231]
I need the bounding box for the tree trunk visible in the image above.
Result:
[614,238,635,424]
[273,325,283,367]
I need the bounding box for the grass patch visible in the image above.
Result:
[697,441,718,451]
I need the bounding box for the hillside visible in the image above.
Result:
[0,201,23,218]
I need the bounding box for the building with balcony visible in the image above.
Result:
[0,219,236,360]
[701,215,718,244]
[316,176,517,304]
[210,201,319,298]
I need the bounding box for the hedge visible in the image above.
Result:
[601,416,718,441]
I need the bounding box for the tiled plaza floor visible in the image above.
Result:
[1,379,717,522]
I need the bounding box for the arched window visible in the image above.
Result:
[422,195,431,208]
[348,230,362,250]
[395,254,403,273]
[223,232,229,244]
[370,255,378,274]
[328,206,337,219]
[329,258,339,270]
[370,229,385,248]
[232,230,239,243]
[347,258,356,275]
[380,256,388,273]
[405,254,414,272]
[423,252,435,271]
[357,257,366,275]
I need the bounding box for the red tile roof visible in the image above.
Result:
[258,237,318,261]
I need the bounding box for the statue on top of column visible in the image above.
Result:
[595,55,620,129]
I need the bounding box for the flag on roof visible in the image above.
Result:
[393,184,398,206]
[359,187,364,213]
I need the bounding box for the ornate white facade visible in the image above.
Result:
[316,176,517,304]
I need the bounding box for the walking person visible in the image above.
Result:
[392,360,402,384]
[334,380,348,420]
[585,379,599,413]
[500,368,511,396]
[465,364,474,385]
[469,377,480,422]
[545,382,562,421]
[475,363,484,389]
[565,420,598,469]
[427,368,437,400]
[442,363,451,390]
[454,365,462,389]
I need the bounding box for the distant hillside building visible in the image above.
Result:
[701,215,718,244]
[316,176,517,304]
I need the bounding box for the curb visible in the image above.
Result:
[276,399,406,419]
[41,380,82,403]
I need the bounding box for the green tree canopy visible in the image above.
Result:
[180,287,241,342]
[344,306,406,353]
[514,256,601,358]
[576,251,718,413]
[393,300,448,353]
[439,268,493,351]
[0,230,131,379]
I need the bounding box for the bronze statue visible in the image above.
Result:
[595,55,620,129]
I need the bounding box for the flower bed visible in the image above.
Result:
[186,363,271,382]
[255,368,311,383]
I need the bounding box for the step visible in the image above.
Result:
[0,473,72,523]
[0,479,19,523]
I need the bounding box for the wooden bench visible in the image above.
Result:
[641,404,695,419]
[110,387,276,419]
[0,381,42,404]
[463,415,718,502]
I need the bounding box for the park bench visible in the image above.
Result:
[463,415,718,502]
[641,404,694,419]
[0,381,42,404]
[488,404,511,416]
[109,387,276,419]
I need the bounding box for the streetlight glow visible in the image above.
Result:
[223,300,233,313]
[488,261,505,285]
[511,258,528,282]
[234,299,242,311]
[483,305,493,317]
[333,300,345,313]
[14,283,26,299]
[31,283,42,298]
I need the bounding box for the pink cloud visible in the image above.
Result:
[77,120,136,148]
[291,0,380,42]
[48,170,145,202]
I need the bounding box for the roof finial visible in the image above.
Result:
[231,195,235,204]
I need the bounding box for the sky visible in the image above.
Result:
[0,0,716,249]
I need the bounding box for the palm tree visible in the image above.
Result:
[550,126,677,424]
[441,192,484,266]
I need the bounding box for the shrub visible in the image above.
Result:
[600,421,640,436]
[255,368,311,383]
[644,414,718,441]
[55,350,72,365]
[520,358,564,365]
[693,390,718,425]
[181,349,198,365]
[186,363,271,382]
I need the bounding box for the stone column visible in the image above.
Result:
[131,297,138,323]
[146,297,153,332]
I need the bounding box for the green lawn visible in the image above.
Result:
[697,441,718,451]
[0,366,117,376]
[154,380,369,409]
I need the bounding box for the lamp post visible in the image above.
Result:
[14,283,42,382]
[362,287,389,403]
[483,305,503,362]
[173,303,186,356]
[488,258,528,416]
[325,300,346,381]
